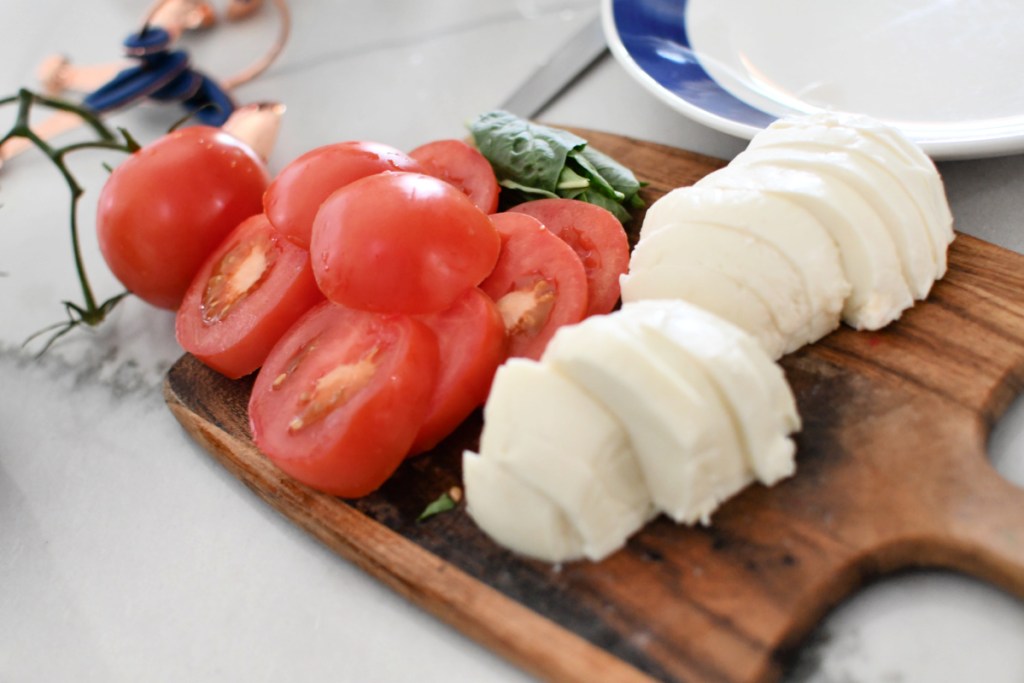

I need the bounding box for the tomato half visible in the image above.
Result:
[263,140,422,248]
[249,301,440,498]
[409,139,500,214]
[479,212,588,360]
[97,126,269,309]
[175,214,324,379]
[510,198,630,316]
[409,287,507,455]
[310,171,501,315]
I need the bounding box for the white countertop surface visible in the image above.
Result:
[2,1,1023,681]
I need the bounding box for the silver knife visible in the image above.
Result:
[499,13,608,119]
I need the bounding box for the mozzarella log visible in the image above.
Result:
[697,163,914,331]
[462,452,584,563]
[463,300,800,562]
[542,312,751,525]
[627,220,810,355]
[625,111,952,355]
[621,263,786,358]
[749,112,954,276]
[617,300,799,485]
[637,185,849,346]
[729,145,937,300]
[476,358,652,560]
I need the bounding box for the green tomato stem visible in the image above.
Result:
[2,89,135,351]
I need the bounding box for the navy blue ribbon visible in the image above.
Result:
[83,27,235,126]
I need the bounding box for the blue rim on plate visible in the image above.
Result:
[601,0,1024,160]
[601,0,774,141]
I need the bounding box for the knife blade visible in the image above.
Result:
[499,13,608,119]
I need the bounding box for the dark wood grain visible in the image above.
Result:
[164,129,1024,683]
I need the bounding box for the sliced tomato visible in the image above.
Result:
[263,140,422,248]
[510,198,630,315]
[249,301,440,498]
[479,212,588,360]
[409,139,500,214]
[409,287,507,455]
[175,214,324,379]
[310,171,501,315]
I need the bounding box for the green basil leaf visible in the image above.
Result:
[498,178,561,199]
[469,110,586,194]
[417,491,458,522]
[556,165,591,193]
[567,149,625,202]
[579,144,641,200]
[577,189,632,223]
[468,110,645,223]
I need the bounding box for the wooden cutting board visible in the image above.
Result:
[163,129,1024,683]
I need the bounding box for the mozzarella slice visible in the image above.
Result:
[541,313,749,524]
[730,145,936,300]
[639,185,848,346]
[751,113,954,275]
[628,220,810,353]
[697,164,913,330]
[621,262,787,359]
[479,358,651,561]
[462,451,584,563]
[619,300,799,485]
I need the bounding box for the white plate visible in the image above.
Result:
[602,0,1024,159]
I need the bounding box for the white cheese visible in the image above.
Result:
[621,262,787,359]
[478,358,652,561]
[750,113,954,276]
[730,145,937,300]
[619,300,799,485]
[462,451,584,563]
[627,220,810,354]
[697,163,913,330]
[541,313,750,524]
[639,185,848,347]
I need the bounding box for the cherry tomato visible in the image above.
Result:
[479,212,587,360]
[97,126,269,309]
[310,171,501,315]
[409,287,507,455]
[510,198,629,316]
[409,139,500,214]
[264,140,422,248]
[175,214,324,379]
[249,301,440,498]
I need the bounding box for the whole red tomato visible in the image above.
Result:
[310,171,501,315]
[96,126,269,310]
[263,140,423,249]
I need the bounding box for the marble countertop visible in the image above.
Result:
[2,1,1023,681]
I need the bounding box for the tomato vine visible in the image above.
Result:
[0,89,140,354]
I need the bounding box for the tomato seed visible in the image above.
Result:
[201,231,277,323]
[288,347,380,432]
[495,279,556,338]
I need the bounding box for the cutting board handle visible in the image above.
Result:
[933,446,1024,597]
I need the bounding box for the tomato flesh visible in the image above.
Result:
[264,140,422,248]
[479,212,587,360]
[201,225,276,324]
[310,171,501,315]
[176,214,323,379]
[510,198,630,315]
[97,126,269,309]
[409,287,507,455]
[249,301,440,498]
[409,139,500,214]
